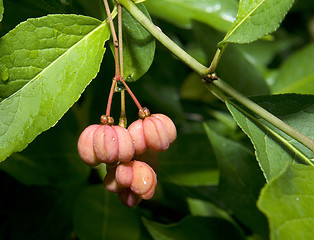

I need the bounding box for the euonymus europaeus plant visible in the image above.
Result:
[0,0,313,239]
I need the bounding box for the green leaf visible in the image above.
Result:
[144,0,238,32]
[272,43,314,94]
[121,3,155,82]
[257,163,314,240]
[159,122,218,186]
[0,109,90,188]
[204,123,268,238]
[226,94,314,181]
[193,22,269,96]
[143,216,244,240]
[219,0,294,46]
[73,185,141,240]
[0,0,3,22]
[0,14,110,162]
[187,198,239,223]
[180,72,217,103]
[238,37,298,74]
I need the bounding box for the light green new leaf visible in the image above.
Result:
[145,0,238,32]
[0,14,110,162]
[258,163,314,240]
[272,43,314,94]
[121,3,155,82]
[0,0,3,22]
[226,94,314,181]
[73,185,141,240]
[219,0,294,46]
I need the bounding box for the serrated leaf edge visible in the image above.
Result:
[225,101,314,181]
[0,14,109,106]
[223,0,265,43]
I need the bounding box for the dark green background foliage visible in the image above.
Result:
[0,0,314,239]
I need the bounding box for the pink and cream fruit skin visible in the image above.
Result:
[104,160,157,208]
[77,124,100,166]
[77,124,135,166]
[78,112,176,207]
[128,113,177,153]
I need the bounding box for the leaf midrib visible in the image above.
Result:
[0,18,108,106]
[224,0,266,40]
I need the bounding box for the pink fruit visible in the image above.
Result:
[135,149,159,172]
[153,114,177,143]
[131,161,157,197]
[128,113,176,153]
[77,124,100,166]
[143,116,170,152]
[118,188,142,208]
[116,162,133,187]
[128,119,147,154]
[93,125,119,163]
[104,167,120,193]
[112,126,135,162]
[92,125,135,164]
[141,174,157,200]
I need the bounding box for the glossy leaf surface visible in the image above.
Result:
[0,14,110,162]
[121,3,155,81]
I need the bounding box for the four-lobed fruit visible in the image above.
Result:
[78,111,176,207]
[78,124,135,166]
[128,113,177,153]
[104,160,157,207]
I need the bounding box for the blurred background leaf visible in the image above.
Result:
[271,43,314,94]
[204,123,268,239]
[73,185,143,240]
[144,0,238,32]
[143,216,244,240]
